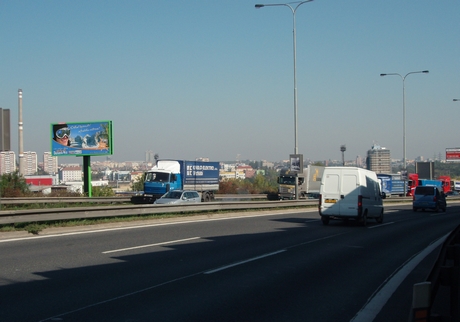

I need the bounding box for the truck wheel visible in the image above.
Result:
[203,193,211,202]
[362,212,367,227]
[321,216,329,225]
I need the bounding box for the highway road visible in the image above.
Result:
[0,202,459,322]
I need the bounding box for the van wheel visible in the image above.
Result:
[321,216,329,225]
[362,213,367,227]
[376,210,383,224]
[413,207,417,212]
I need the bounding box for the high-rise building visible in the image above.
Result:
[0,108,11,151]
[0,151,16,174]
[145,150,154,163]
[23,151,37,175]
[366,144,391,173]
[43,152,58,174]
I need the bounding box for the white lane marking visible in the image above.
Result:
[204,232,347,274]
[368,222,394,229]
[102,237,201,254]
[204,250,286,274]
[349,234,448,322]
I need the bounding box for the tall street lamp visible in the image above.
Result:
[256,0,313,200]
[454,99,460,102]
[380,70,429,191]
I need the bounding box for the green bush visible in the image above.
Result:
[92,185,116,197]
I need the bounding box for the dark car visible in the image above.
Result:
[446,191,459,197]
[412,186,446,212]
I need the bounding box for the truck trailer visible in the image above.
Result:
[417,179,443,190]
[377,173,407,197]
[131,160,220,204]
[277,165,325,199]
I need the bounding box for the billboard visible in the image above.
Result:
[289,154,303,173]
[446,148,460,162]
[51,121,113,156]
[415,162,434,180]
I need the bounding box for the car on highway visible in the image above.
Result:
[154,190,202,205]
[412,186,446,212]
[445,190,459,197]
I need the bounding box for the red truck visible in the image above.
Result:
[407,173,419,196]
[437,175,452,194]
[407,174,451,196]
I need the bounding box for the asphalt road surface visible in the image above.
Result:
[0,202,459,322]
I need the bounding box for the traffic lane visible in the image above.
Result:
[0,210,339,320]
[0,207,458,321]
[0,210,323,287]
[32,209,460,322]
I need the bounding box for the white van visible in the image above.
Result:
[319,167,385,226]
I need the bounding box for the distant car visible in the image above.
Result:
[412,186,446,212]
[445,191,459,197]
[154,190,201,205]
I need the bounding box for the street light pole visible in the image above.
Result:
[380,70,428,193]
[256,0,313,200]
[454,99,460,102]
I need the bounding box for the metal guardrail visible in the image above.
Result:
[0,194,270,205]
[0,199,315,225]
[0,195,417,225]
[411,224,460,321]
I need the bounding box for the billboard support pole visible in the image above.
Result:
[83,156,92,197]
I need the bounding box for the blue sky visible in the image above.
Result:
[1,0,459,163]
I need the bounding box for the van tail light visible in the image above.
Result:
[358,195,363,216]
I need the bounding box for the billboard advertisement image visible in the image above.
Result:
[446,148,460,162]
[51,121,113,156]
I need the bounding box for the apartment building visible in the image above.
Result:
[0,151,16,174]
[23,151,38,175]
[43,152,58,174]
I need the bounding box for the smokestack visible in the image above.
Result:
[18,89,25,175]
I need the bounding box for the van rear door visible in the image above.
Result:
[321,172,340,215]
[339,172,359,217]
